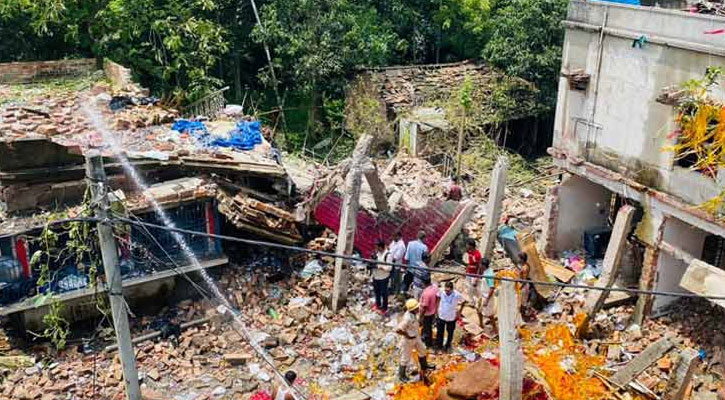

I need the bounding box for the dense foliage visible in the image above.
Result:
[483,0,568,108]
[0,0,567,151]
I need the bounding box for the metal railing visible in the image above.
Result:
[181,86,229,119]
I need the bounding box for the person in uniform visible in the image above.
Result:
[395,298,435,382]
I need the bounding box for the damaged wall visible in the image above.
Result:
[653,218,707,312]
[547,174,611,253]
[0,58,96,83]
[553,0,725,208]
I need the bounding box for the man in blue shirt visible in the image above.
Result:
[403,231,428,293]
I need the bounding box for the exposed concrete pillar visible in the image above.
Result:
[362,161,388,213]
[632,208,666,325]
[577,205,635,337]
[498,280,523,400]
[480,157,508,260]
[540,185,560,258]
[331,135,373,312]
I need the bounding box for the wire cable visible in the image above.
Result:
[113,216,725,301]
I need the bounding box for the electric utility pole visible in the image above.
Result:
[86,151,141,400]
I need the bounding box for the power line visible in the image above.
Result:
[112,216,725,302]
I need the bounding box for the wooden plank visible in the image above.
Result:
[679,259,725,309]
[429,200,477,265]
[516,232,554,298]
[498,280,523,400]
[542,258,575,282]
[585,205,634,310]
[664,349,701,400]
[609,338,674,387]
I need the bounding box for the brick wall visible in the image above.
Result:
[0,58,97,84]
[103,59,148,95]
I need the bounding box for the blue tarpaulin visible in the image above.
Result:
[172,119,208,136]
[212,120,263,151]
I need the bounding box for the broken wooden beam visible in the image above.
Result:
[679,258,725,309]
[664,349,701,400]
[609,338,674,387]
[578,205,634,337]
[516,232,554,298]
[541,258,575,283]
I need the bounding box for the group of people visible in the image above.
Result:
[367,229,499,382]
[367,223,541,383]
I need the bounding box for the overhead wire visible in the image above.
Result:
[109,213,309,400]
[112,216,725,301]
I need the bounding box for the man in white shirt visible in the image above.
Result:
[388,231,406,295]
[371,240,392,314]
[435,281,465,351]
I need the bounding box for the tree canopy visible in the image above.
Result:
[0,0,568,151]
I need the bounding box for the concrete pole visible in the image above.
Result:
[498,280,523,400]
[480,156,508,260]
[86,151,141,400]
[331,166,363,311]
[331,135,373,312]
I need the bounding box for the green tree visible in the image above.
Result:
[97,0,228,103]
[482,0,567,108]
[434,0,491,61]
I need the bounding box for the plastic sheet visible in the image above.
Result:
[171,119,208,136]
[212,120,263,150]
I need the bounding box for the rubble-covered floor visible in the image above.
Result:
[2,251,724,400]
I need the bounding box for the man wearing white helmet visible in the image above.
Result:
[395,298,435,382]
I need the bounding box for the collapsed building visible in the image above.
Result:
[0,60,303,328]
[350,61,551,160]
[544,0,725,322]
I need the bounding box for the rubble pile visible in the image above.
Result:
[527,288,725,400]
[0,94,91,139]
[217,191,302,244]
[371,155,447,209]
[1,263,415,399]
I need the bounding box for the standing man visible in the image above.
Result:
[481,259,497,329]
[389,231,406,296]
[464,239,483,304]
[418,276,438,347]
[410,253,432,299]
[436,281,464,351]
[371,240,392,314]
[404,231,428,293]
[396,299,435,382]
[446,176,463,201]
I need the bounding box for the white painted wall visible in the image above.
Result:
[553,174,612,253]
[555,0,725,207]
[653,218,707,312]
